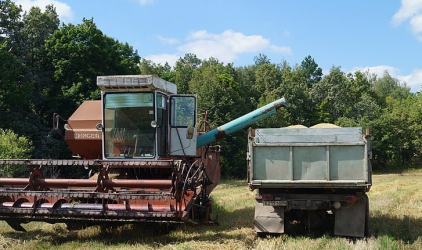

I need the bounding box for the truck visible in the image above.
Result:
[248,124,372,237]
[0,75,287,231]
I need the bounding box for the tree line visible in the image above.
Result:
[1,1,421,177]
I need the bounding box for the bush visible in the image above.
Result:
[0,129,33,177]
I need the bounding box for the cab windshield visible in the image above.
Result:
[103,92,155,158]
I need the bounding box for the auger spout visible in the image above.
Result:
[196,97,287,148]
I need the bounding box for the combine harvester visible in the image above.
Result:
[0,75,287,231]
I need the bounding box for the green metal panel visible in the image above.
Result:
[329,145,365,180]
[293,146,327,180]
[249,127,371,189]
[253,146,291,180]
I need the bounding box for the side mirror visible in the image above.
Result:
[186,125,195,139]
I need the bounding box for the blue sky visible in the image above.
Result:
[16,0,422,92]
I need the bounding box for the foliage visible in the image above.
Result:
[0,40,25,113]
[1,0,422,177]
[0,129,33,177]
[0,0,22,42]
[189,58,249,176]
[173,53,201,94]
[45,18,140,117]
[300,55,322,87]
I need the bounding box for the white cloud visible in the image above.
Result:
[184,30,269,54]
[409,13,422,41]
[397,69,422,92]
[155,35,180,45]
[144,54,179,67]
[135,0,155,5]
[16,0,73,22]
[351,65,422,92]
[392,0,422,41]
[392,0,422,25]
[270,44,292,54]
[145,30,291,67]
[352,65,401,77]
[178,29,291,63]
[410,14,422,35]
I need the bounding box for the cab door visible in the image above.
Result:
[169,95,197,156]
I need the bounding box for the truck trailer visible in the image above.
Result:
[248,125,372,237]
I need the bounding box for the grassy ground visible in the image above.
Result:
[2,171,422,249]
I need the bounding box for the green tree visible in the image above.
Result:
[253,53,271,66]
[342,71,380,122]
[368,98,411,167]
[300,55,322,87]
[278,61,311,126]
[254,62,282,105]
[373,71,411,107]
[311,66,352,122]
[0,129,33,177]
[174,53,201,94]
[408,93,422,161]
[189,58,248,177]
[45,18,140,117]
[1,5,66,159]
[20,5,59,117]
[139,59,174,82]
[0,40,25,113]
[0,0,22,43]
[0,0,25,114]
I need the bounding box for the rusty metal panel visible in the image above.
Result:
[0,159,177,168]
[65,100,102,159]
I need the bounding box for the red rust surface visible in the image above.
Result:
[65,100,102,159]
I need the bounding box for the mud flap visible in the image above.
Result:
[254,200,284,234]
[334,195,368,237]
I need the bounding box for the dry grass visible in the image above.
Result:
[2,173,422,249]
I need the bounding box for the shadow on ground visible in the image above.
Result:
[369,212,422,243]
[3,197,421,248]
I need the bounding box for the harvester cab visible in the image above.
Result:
[64,75,197,160]
[98,76,198,159]
[0,75,287,232]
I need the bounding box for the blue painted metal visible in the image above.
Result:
[196,97,287,148]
